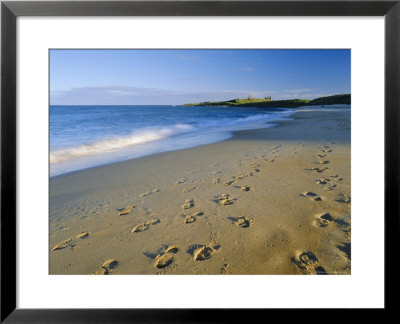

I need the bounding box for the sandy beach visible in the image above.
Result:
[49,106,351,275]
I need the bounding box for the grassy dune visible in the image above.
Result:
[183,94,350,108]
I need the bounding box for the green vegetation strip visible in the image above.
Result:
[183,94,350,108]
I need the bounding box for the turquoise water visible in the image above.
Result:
[50,105,293,176]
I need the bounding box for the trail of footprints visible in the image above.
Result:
[296,144,351,273]
[94,158,257,272]
[52,143,349,274]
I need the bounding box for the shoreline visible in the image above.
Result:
[49,105,351,275]
[49,105,296,179]
[50,104,349,180]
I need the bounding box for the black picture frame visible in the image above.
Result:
[1,0,399,321]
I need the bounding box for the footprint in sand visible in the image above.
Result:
[235,171,253,179]
[230,216,252,228]
[322,149,333,153]
[184,215,196,224]
[310,167,328,173]
[220,263,232,274]
[118,208,132,216]
[240,185,251,192]
[190,245,219,261]
[154,246,179,269]
[301,192,322,201]
[313,212,334,228]
[292,251,326,274]
[94,259,118,275]
[337,193,351,204]
[131,219,160,233]
[317,160,330,165]
[315,154,327,158]
[336,242,351,262]
[182,186,197,193]
[224,180,235,186]
[51,238,73,251]
[176,178,186,184]
[316,178,336,191]
[331,174,344,181]
[182,199,194,209]
[249,162,261,171]
[118,203,141,215]
[212,177,222,184]
[140,189,160,198]
[76,232,89,239]
[323,183,337,191]
[316,178,330,185]
[184,211,204,223]
[215,194,235,205]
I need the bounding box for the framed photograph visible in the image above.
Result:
[1,0,398,321]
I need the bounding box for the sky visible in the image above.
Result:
[50,49,350,105]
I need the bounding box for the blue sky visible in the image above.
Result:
[50,49,350,105]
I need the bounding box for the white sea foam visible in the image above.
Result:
[50,124,194,164]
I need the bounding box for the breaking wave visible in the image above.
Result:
[50,124,194,164]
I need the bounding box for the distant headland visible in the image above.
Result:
[182,94,351,108]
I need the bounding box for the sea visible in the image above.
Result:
[50,105,294,177]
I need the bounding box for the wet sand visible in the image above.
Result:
[49,106,351,275]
